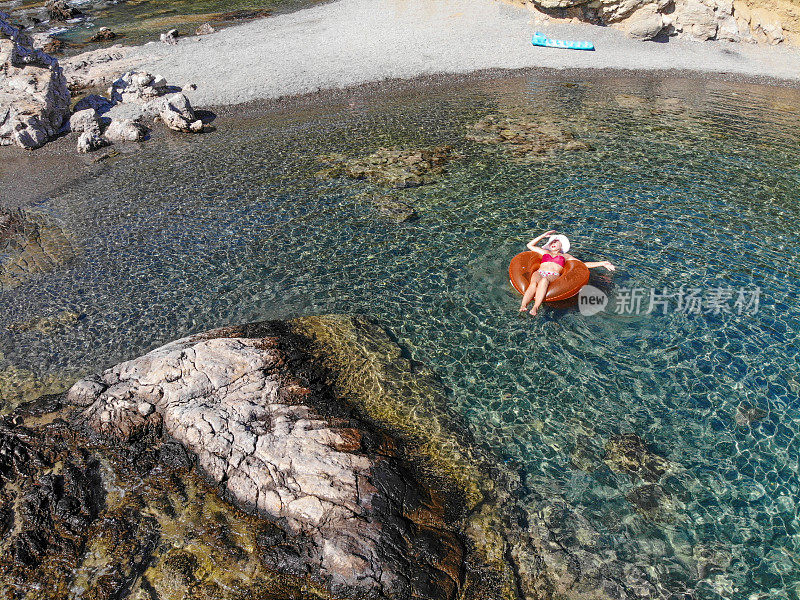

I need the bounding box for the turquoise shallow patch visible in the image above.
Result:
[532,32,595,51]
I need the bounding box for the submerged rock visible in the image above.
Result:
[0,209,77,290]
[317,146,460,188]
[7,309,81,333]
[467,113,593,161]
[0,364,73,416]
[0,13,70,149]
[365,193,419,222]
[604,433,671,482]
[735,402,767,426]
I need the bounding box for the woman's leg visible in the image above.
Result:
[520,273,543,311]
[529,277,551,316]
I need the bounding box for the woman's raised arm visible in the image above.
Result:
[526,229,556,252]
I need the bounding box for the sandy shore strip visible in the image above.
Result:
[126,0,800,107]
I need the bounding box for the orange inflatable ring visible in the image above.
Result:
[509,251,590,302]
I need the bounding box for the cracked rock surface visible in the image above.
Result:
[69,321,465,600]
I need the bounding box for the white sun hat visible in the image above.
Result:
[546,234,570,254]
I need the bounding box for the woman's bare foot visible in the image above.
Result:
[529,306,538,316]
[519,305,528,313]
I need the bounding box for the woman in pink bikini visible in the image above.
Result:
[519,230,616,316]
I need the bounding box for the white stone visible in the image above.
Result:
[104,118,147,142]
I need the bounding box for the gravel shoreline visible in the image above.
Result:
[126,0,800,108]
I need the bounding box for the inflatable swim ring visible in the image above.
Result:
[509,251,590,302]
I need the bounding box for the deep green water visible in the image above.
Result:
[3,74,800,598]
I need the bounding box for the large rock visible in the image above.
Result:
[159,92,203,132]
[0,13,70,149]
[625,3,667,39]
[68,107,99,133]
[109,70,168,104]
[69,324,465,599]
[61,46,144,92]
[103,118,147,142]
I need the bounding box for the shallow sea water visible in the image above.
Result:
[3,73,800,598]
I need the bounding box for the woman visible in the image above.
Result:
[519,230,616,316]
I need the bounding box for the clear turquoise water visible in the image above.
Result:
[2,74,800,598]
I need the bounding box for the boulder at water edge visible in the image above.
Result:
[67,321,466,599]
[0,12,70,149]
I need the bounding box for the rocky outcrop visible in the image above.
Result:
[2,315,674,600]
[61,46,144,92]
[86,27,117,43]
[522,0,800,43]
[0,12,70,149]
[68,322,467,599]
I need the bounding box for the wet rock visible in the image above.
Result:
[160,28,180,45]
[68,107,99,133]
[69,324,466,599]
[604,433,670,482]
[103,118,147,142]
[735,402,767,426]
[0,423,102,582]
[7,310,81,333]
[159,92,203,132]
[317,146,460,188]
[0,209,77,291]
[0,13,70,149]
[196,23,216,35]
[77,127,107,152]
[86,27,117,43]
[45,0,82,22]
[467,113,593,161]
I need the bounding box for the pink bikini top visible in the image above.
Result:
[540,253,566,267]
